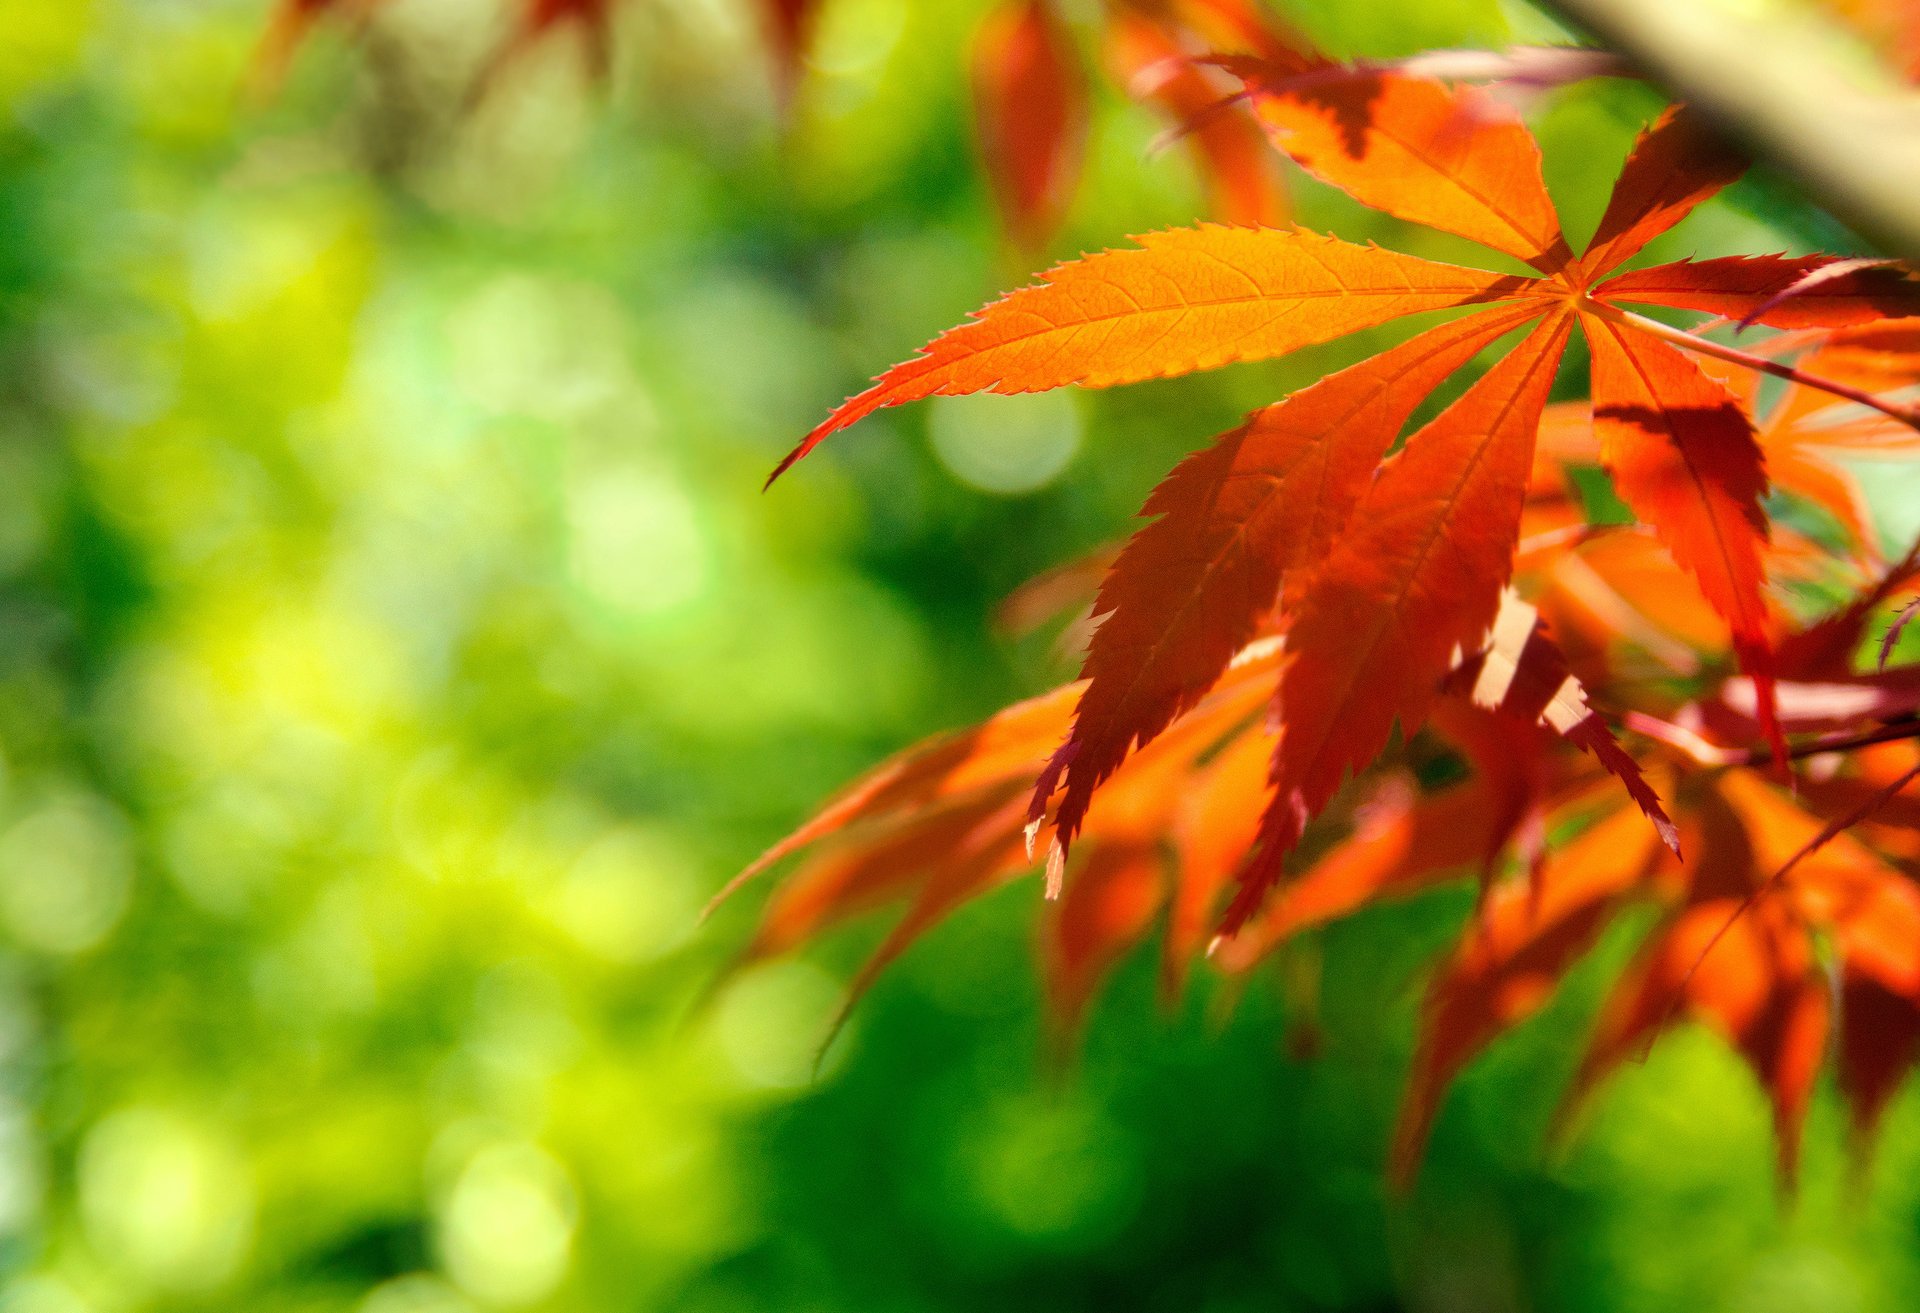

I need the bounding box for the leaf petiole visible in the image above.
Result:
[1579,296,1920,431]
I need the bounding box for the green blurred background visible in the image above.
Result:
[0,0,1917,1309]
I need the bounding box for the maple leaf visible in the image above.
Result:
[734,388,1920,1180]
[1216,100,1920,926]
[1582,322,1780,748]
[712,640,1285,1039]
[967,0,1312,248]
[973,0,1091,251]
[1038,302,1545,852]
[775,85,1920,938]
[1127,0,1315,63]
[1555,770,1920,1182]
[1109,0,1320,220]
[1242,66,1575,271]
[1731,322,1920,561]
[1226,538,1920,1182]
[727,566,1671,1040]
[1387,798,1666,1184]
[1595,256,1920,327]
[994,543,1121,641]
[772,222,1540,482]
[1104,9,1291,229]
[727,54,1920,1188]
[1444,590,1676,857]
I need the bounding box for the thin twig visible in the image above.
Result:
[1626,710,1920,768]
[1581,299,1920,431]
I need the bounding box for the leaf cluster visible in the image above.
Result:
[731,51,1920,1180]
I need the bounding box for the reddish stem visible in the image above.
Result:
[1625,709,1920,768]
[1581,298,1920,431]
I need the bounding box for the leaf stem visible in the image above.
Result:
[1624,709,1920,767]
[1753,718,1920,766]
[1579,298,1920,430]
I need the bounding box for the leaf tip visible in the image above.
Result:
[1043,838,1066,900]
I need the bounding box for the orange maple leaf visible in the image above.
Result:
[732,403,1920,1180]
[729,61,1920,1187]
[1234,535,1920,1183]
[774,83,1920,936]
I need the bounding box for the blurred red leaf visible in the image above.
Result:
[973,0,1091,252]
[735,50,1920,1187]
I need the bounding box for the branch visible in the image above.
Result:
[1540,0,1920,262]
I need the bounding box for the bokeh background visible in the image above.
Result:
[2,0,1920,1309]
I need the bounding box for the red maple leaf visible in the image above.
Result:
[732,70,1920,1181]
